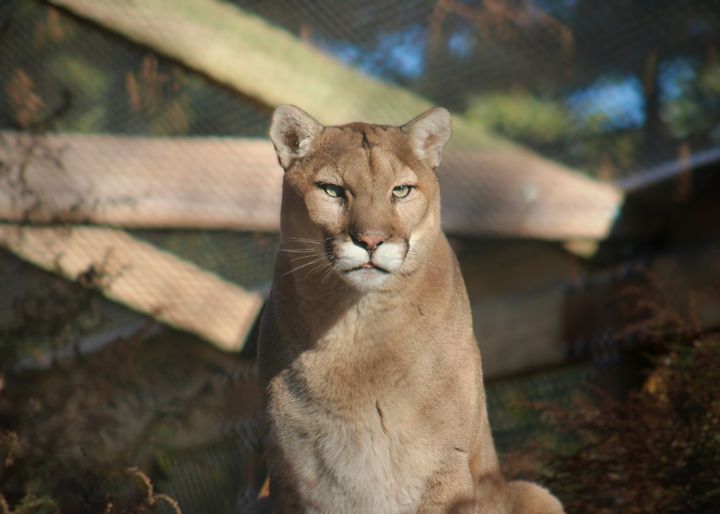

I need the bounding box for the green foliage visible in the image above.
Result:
[663,63,720,141]
[464,91,642,178]
[466,92,573,145]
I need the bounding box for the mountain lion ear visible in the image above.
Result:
[401,107,452,169]
[269,105,324,170]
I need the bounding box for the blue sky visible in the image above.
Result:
[312,25,704,133]
[566,77,645,130]
[313,26,427,79]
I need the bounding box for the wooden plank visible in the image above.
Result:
[440,151,622,240]
[0,131,622,240]
[0,131,282,231]
[0,224,263,351]
[460,240,582,378]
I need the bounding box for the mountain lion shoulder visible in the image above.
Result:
[254,105,564,514]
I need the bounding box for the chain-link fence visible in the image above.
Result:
[1,1,719,512]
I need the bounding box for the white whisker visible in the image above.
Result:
[282,255,328,277]
[303,260,333,280]
[280,248,320,254]
[288,253,324,263]
[288,237,326,245]
[319,265,338,284]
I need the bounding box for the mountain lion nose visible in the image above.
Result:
[351,233,385,252]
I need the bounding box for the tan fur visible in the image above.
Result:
[257,105,564,514]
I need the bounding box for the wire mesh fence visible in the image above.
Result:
[1,0,719,512]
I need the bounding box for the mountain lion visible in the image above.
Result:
[256,105,564,514]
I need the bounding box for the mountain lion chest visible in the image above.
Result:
[270,354,438,513]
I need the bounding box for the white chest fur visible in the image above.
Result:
[272,389,437,514]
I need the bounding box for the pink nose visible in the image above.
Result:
[352,234,385,252]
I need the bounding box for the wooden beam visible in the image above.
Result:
[0,223,263,351]
[0,131,282,231]
[0,131,622,240]
[440,151,621,240]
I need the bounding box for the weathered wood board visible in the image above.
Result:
[0,224,263,351]
[0,132,622,240]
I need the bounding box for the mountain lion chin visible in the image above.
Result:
[341,266,391,291]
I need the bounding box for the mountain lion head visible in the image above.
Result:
[269,105,451,292]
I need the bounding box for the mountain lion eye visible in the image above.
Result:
[392,185,413,199]
[319,183,345,198]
